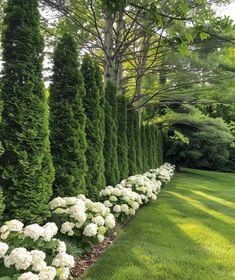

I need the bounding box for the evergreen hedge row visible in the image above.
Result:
[0,1,164,221]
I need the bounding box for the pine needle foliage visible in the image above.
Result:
[81,56,105,197]
[117,95,129,179]
[104,81,120,185]
[49,33,87,197]
[0,0,54,223]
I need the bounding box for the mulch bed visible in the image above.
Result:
[71,232,118,279]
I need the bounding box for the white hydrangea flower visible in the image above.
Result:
[0,241,9,258]
[77,194,87,201]
[38,266,57,280]
[57,240,67,253]
[18,272,39,280]
[49,197,66,209]
[92,216,105,226]
[64,197,77,205]
[132,202,140,210]
[121,204,129,213]
[97,234,104,243]
[58,267,70,280]
[24,224,44,241]
[52,252,75,268]
[109,196,117,202]
[83,223,98,237]
[61,222,75,236]
[103,200,113,208]
[113,205,121,213]
[6,219,24,232]
[42,223,58,241]
[105,214,116,229]
[5,247,32,270]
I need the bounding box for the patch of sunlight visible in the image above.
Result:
[177,221,235,261]
[190,190,235,209]
[167,191,235,224]
[132,247,156,267]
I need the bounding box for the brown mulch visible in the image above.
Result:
[71,232,118,279]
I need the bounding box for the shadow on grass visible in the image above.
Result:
[82,202,235,280]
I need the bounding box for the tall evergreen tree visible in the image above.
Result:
[127,105,137,175]
[0,0,54,223]
[134,111,143,173]
[117,95,129,179]
[104,81,120,185]
[49,33,87,197]
[141,125,148,172]
[81,56,105,197]
[146,125,154,169]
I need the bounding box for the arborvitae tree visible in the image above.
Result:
[151,125,158,168]
[127,105,137,175]
[0,0,54,223]
[146,125,154,169]
[158,129,164,165]
[81,56,105,197]
[94,62,106,187]
[49,33,87,197]
[104,81,120,185]
[141,125,148,172]
[117,95,129,179]
[134,111,143,173]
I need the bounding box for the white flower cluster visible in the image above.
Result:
[0,221,74,280]
[0,220,58,242]
[50,195,116,243]
[148,162,175,185]
[100,163,175,219]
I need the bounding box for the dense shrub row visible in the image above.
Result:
[0,0,164,223]
[0,163,175,279]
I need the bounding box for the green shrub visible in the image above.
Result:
[104,81,120,184]
[127,105,137,175]
[49,33,87,197]
[0,0,54,223]
[117,95,129,179]
[81,56,105,197]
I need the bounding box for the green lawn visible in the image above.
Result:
[81,169,235,280]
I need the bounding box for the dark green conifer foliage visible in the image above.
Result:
[104,81,120,184]
[146,125,154,169]
[141,125,148,171]
[49,33,87,197]
[117,95,129,179]
[0,0,54,223]
[94,62,106,187]
[134,112,143,173]
[81,56,105,197]
[127,105,137,175]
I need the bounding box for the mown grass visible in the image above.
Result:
[81,168,235,280]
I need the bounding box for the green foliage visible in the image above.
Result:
[134,111,143,173]
[104,81,120,184]
[163,107,234,170]
[117,95,129,179]
[81,56,105,197]
[141,125,148,171]
[49,33,87,197]
[0,0,54,223]
[127,105,137,175]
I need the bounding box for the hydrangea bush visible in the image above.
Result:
[0,163,175,279]
[49,196,116,251]
[0,220,75,280]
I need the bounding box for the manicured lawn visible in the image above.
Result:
[81,169,235,280]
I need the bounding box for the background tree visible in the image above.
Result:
[81,55,105,197]
[104,81,120,184]
[0,0,54,223]
[49,33,87,197]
